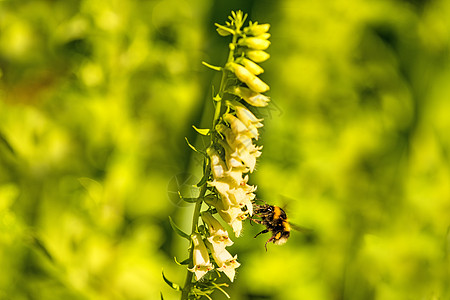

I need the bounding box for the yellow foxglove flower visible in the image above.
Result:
[246,50,270,63]
[201,212,234,249]
[217,124,255,155]
[227,62,269,93]
[227,166,250,184]
[230,86,270,107]
[218,139,247,169]
[236,146,261,173]
[224,113,259,140]
[227,186,255,216]
[210,247,240,282]
[209,178,238,208]
[204,195,247,237]
[238,37,271,50]
[217,128,262,172]
[229,213,245,237]
[207,148,227,179]
[236,57,264,75]
[228,100,264,129]
[188,233,214,280]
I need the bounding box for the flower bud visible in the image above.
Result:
[244,23,270,36]
[238,37,270,50]
[227,63,269,93]
[236,57,264,75]
[230,86,270,107]
[256,33,271,40]
[246,50,270,63]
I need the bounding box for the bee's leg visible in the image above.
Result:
[254,229,269,238]
[264,236,275,252]
[250,218,263,225]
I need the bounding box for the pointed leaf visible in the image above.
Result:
[185,137,198,153]
[0,131,15,156]
[184,137,207,157]
[169,216,190,240]
[196,173,209,187]
[214,23,235,36]
[181,197,199,204]
[31,235,54,263]
[162,270,181,291]
[174,256,191,266]
[212,282,230,299]
[202,61,222,71]
[192,125,210,136]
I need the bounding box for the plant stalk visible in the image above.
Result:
[180,31,238,300]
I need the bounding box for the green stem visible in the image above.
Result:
[180,30,239,300]
[180,181,208,299]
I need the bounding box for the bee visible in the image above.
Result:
[252,203,310,251]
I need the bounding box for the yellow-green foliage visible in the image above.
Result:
[0,0,449,299]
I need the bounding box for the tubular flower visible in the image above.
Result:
[201,212,234,250]
[224,113,259,140]
[173,11,274,298]
[188,233,214,281]
[208,147,228,179]
[209,247,240,282]
[227,100,264,129]
[204,195,247,237]
[229,86,270,107]
[217,124,261,161]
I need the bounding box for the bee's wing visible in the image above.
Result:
[290,223,313,234]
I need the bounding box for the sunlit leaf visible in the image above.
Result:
[0,131,15,156]
[192,125,210,136]
[174,256,190,266]
[202,61,222,71]
[168,216,190,240]
[162,270,181,291]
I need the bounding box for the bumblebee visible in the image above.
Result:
[252,203,311,251]
[252,203,291,250]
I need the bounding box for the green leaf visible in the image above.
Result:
[192,125,210,136]
[0,131,15,156]
[196,173,209,187]
[202,61,222,71]
[169,216,190,240]
[179,192,199,203]
[214,23,235,36]
[162,270,181,291]
[185,137,199,153]
[31,235,54,263]
[160,292,164,300]
[212,282,230,299]
[174,256,190,266]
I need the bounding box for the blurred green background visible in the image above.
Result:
[1,0,449,299]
